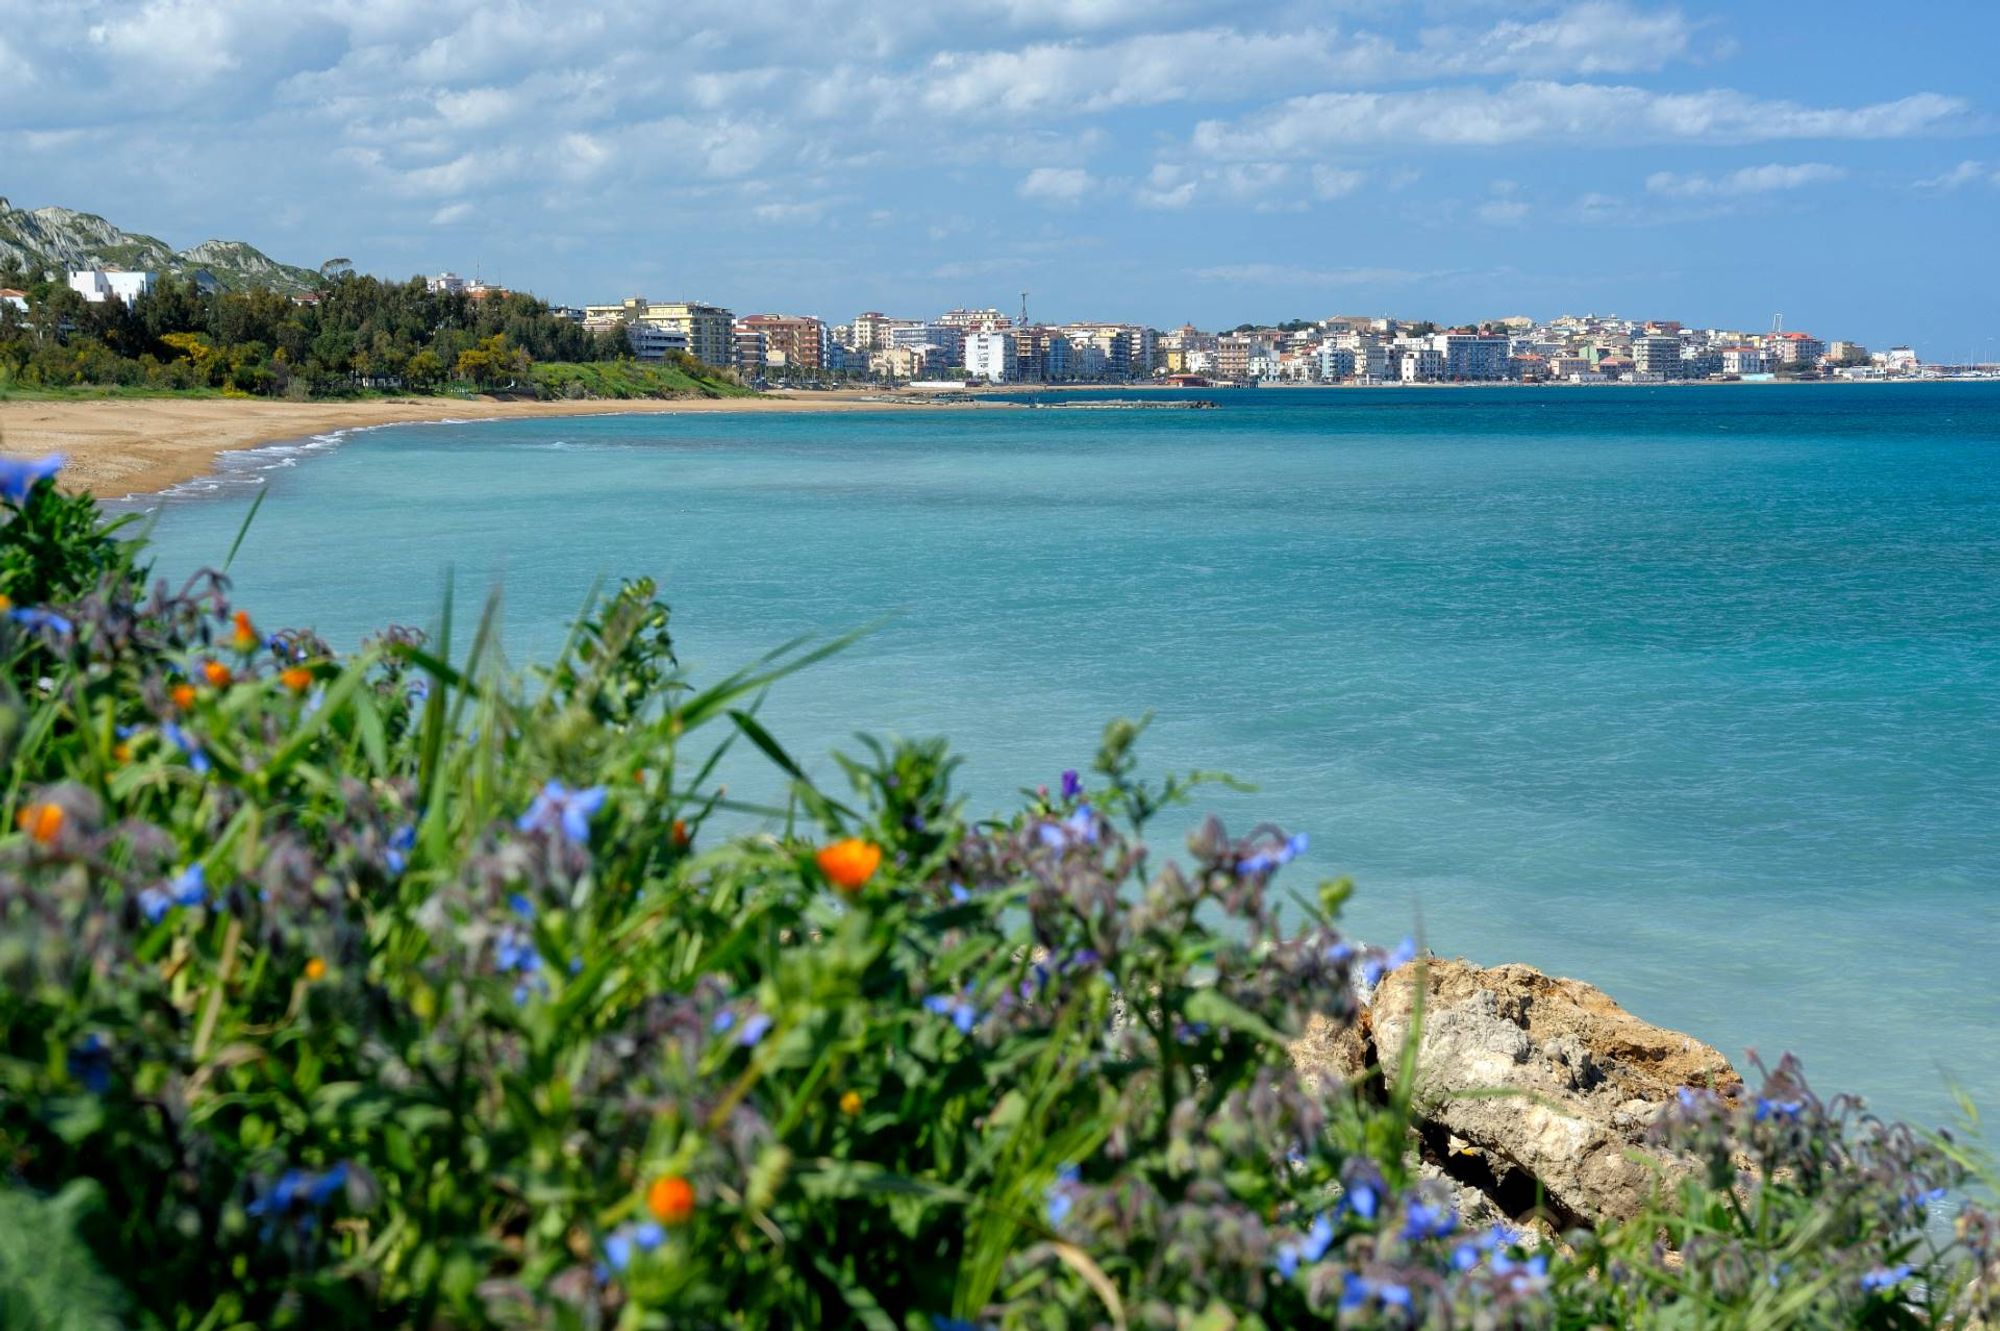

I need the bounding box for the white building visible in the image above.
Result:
[1432,333,1509,381]
[426,272,468,296]
[1398,348,1444,382]
[963,327,1016,383]
[1633,335,1684,379]
[68,269,155,306]
[1315,346,1356,381]
[0,288,26,313]
[1720,347,1766,376]
[626,323,689,362]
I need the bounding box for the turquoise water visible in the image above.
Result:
[127,385,2000,1127]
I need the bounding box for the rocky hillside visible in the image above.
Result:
[0,198,320,294]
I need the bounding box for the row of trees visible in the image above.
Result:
[0,262,627,397]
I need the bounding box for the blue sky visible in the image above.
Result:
[3,0,1996,355]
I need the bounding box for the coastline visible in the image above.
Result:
[0,391,992,499]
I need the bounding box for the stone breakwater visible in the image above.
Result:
[1294,958,1744,1230]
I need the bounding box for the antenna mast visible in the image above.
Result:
[1772,312,1783,334]
[1020,290,1029,328]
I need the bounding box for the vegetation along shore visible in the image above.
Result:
[2,457,1996,1327]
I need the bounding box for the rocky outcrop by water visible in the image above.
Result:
[1295,958,1742,1229]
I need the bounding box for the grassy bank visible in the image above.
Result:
[529,359,753,401]
[0,467,1994,1329]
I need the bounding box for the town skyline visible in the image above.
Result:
[2,2,1996,357]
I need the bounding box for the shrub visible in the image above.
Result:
[1,466,1995,1328]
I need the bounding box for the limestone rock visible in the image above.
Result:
[1295,958,1740,1228]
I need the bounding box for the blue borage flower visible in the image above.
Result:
[1493,1250,1551,1295]
[1754,1096,1806,1123]
[1044,1163,1080,1228]
[494,924,545,1004]
[385,825,416,875]
[1339,1162,1385,1222]
[518,780,607,845]
[1035,805,1097,850]
[1451,1224,1526,1271]
[138,864,208,924]
[1060,768,1082,801]
[1237,832,1308,877]
[8,605,73,635]
[1340,1272,1413,1313]
[68,1033,113,1094]
[1272,1213,1334,1278]
[1362,937,1418,987]
[0,453,63,503]
[1861,1263,1913,1294]
[924,988,981,1034]
[595,1217,667,1282]
[246,1162,351,1238]
[161,721,211,774]
[1401,1198,1458,1243]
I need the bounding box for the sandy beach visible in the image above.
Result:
[0,392,977,498]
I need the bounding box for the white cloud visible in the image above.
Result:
[1312,167,1368,200]
[1193,263,1454,286]
[1018,166,1095,204]
[430,201,473,225]
[1645,162,1846,197]
[1191,84,1967,157]
[751,200,829,224]
[1915,160,1999,190]
[1477,199,1531,224]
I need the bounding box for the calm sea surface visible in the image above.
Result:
[127,384,2000,1126]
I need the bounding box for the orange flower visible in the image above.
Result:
[646,1174,696,1226]
[839,1090,863,1117]
[113,741,133,764]
[201,661,232,688]
[670,818,691,849]
[16,802,63,845]
[231,610,257,652]
[281,666,313,693]
[171,683,197,710]
[815,838,881,894]
[304,957,327,982]
[0,593,10,612]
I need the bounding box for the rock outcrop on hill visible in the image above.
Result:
[1294,958,1742,1229]
[0,198,320,293]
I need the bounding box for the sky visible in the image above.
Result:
[2,0,1997,355]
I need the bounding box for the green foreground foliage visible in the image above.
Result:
[0,466,1995,1329]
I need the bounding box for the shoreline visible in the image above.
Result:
[0,391,995,499]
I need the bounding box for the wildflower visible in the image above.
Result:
[0,453,62,502]
[16,801,64,845]
[246,1162,350,1228]
[949,881,971,903]
[507,891,534,919]
[816,837,882,893]
[631,1221,665,1252]
[170,683,197,710]
[839,1089,863,1116]
[1035,805,1098,850]
[7,606,73,635]
[231,610,257,652]
[737,1012,774,1047]
[1402,1198,1458,1242]
[517,780,607,845]
[494,926,541,976]
[162,722,211,775]
[140,864,208,923]
[304,957,328,982]
[1860,1264,1913,1294]
[113,740,132,764]
[1451,1225,1518,1271]
[1340,1178,1381,1222]
[1045,1164,1080,1227]
[1060,769,1082,800]
[1239,831,1309,877]
[1340,1273,1412,1312]
[1754,1096,1805,1123]
[201,660,233,688]
[1362,937,1419,987]
[67,1034,112,1094]
[711,1010,736,1036]
[385,825,415,875]
[646,1174,696,1225]
[670,818,691,848]
[603,1231,634,1274]
[281,666,313,693]
[924,988,981,1034]
[1273,1214,1335,1278]
[1493,1250,1550,1296]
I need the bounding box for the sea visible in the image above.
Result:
[123,383,2000,1129]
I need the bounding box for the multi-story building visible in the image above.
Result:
[68,268,155,306]
[868,345,934,380]
[640,301,735,369]
[1398,348,1444,382]
[1768,331,1825,366]
[889,322,964,367]
[850,311,899,351]
[1827,340,1868,365]
[425,272,467,296]
[1720,347,1767,376]
[736,314,825,370]
[734,326,766,376]
[939,308,1009,331]
[1215,334,1254,382]
[1681,350,1723,380]
[625,323,690,362]
[1315,346,1356,381]
[1633,335,1684,379]
[1433,332,1510,381]
[964,325,1016,383]
[1352,342,1392,382]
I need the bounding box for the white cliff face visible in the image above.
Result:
[0,199,318,293]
